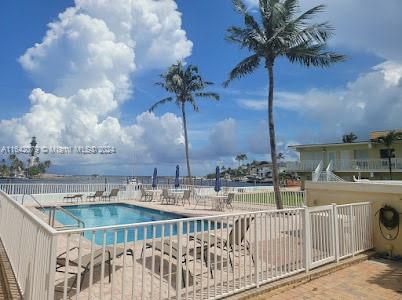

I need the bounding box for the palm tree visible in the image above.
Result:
[149,61,219,181]
[342,132,358,143]
[372,131,402,179]
[224,0,345,209]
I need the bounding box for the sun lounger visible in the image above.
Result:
[141,240,206,287]
[56,245,133,292]
[63,194,84,203]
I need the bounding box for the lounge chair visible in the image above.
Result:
[101,189,119,202]
[63,194,84,203]
[56,245,133,292]
[140,186,153,202]
[86,191,104,202]
[192,216,254,270]
[141,240,206,287]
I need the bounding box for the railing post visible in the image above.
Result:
[176,222,183,300]
[46,234,58,300]
[254,213,259,287]
[332,204,340,262]
[303,206,311,272]
[350,205,356,256]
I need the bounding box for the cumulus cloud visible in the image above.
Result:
[192,118,238,160]
[0,0,192,169]
[238,61,402,141]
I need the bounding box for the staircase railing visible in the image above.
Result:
[312,160,323,182]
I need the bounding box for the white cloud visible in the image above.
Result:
[0,0,193,169]
[246,0,402,62]
[194,118,238,160]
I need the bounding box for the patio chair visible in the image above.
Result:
[86,191,104,202]
[192,216,254,270]
[193,189,210,209]
[56,245,133,293]
[161,189,176,205]
[101,189,119,202]
[225,193,235,210]
[140,186,153,202]
[180,190,192,206]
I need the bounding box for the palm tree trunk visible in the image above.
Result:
[267,64,283,209]
[181,102,192,183]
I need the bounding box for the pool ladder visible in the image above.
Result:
[21,194,85,229]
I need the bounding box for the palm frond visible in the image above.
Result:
[285,42,346,67]
[195,92,220,100]
[223,54,261,87]
[148,97,174,112]
[232,0,247,14]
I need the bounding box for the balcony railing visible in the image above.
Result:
[333,158,402,172]
[286,160,322,172]
[287,158,402,172]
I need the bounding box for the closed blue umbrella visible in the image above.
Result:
[174,165,180,188]
[214,166,221,193]
[152,168,158,189]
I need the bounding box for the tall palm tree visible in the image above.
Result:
[372,131,402,179]
[224,0,345,209]
[149,61,219,181]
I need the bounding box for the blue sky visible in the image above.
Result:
[0,0,401,175]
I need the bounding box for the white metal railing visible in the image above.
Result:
[0,183,132,195]
[0,190,57,299]
[0,188,373,300]
[286,160,322,172]
[232,191,306,210]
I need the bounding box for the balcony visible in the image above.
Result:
[287,158,402,173]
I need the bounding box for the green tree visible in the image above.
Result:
[235,153,248,168]
[372,131,402,179]
[149,61,219,181]
[342,132,358,143]
[224,0,345,209]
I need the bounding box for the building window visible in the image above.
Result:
[380,149,395,159]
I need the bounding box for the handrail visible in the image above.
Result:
[21,193,45,210]
[55,206,85,228]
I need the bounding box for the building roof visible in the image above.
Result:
[288,141,371,149]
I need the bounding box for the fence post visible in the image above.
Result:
[332,204,340,262]
[303,207,311,272]
[176,222,183,300]
[254,213,259,288]
[46,234,58,300]
[350,205,356,256]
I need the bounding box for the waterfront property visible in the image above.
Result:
[0,182,374,300]
[287,130,402,182]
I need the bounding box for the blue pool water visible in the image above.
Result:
[45,203,220,245]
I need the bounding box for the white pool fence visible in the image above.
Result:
[0,189,373,300]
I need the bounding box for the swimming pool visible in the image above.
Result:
[46,203,219,245]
